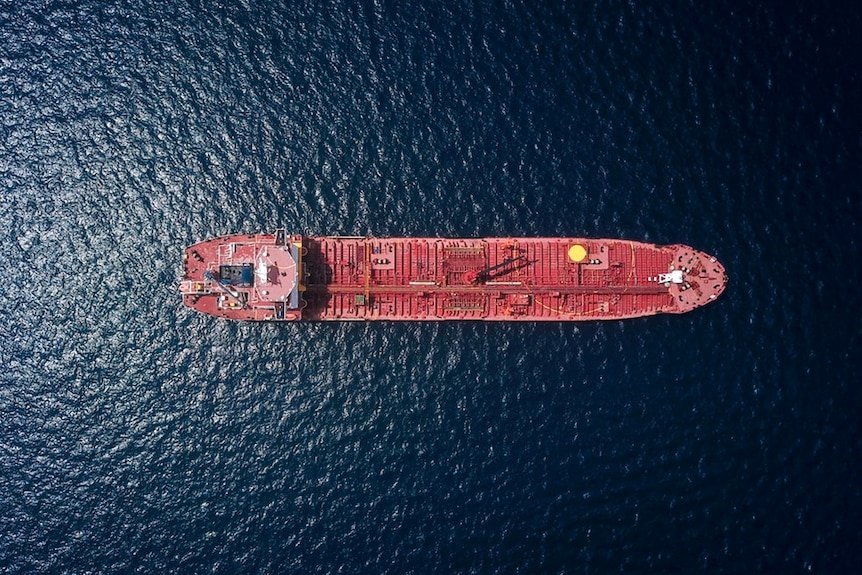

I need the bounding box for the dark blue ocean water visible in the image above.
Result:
[2,1,860,573]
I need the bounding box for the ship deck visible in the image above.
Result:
[181,233,727,321]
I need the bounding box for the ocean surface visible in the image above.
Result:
[1,1,860,573]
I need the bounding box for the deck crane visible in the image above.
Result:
[465,256,528,285]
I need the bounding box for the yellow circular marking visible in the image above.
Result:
[568,244,587,262]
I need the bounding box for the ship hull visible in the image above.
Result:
[180,233,727,321]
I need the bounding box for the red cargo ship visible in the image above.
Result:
[179,231,727,321]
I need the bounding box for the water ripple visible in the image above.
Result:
[1,0,859,573]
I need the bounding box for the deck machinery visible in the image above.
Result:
[180,231,727,321]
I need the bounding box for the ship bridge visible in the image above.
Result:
[252,243,302,309]
[180,231,305,320]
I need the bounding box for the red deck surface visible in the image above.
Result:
[180,233,727,321]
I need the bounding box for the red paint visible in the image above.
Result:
[180,233,728,321]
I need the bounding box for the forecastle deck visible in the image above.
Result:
[180,232,727,321]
